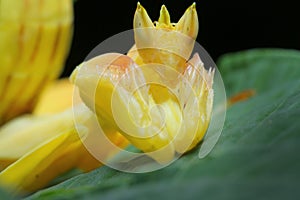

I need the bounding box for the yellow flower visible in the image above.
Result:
[0,0,128,193]
[0,79,129,194]
[0,0,73,124]
[71,3,214,164]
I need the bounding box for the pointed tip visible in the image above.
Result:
[188,2,196,11]
[160,4,169,15]
[175,2,199,39]
[189,53,201,67]
[134,1,154,29]
[158,4,171,26]
[137,2,142,10]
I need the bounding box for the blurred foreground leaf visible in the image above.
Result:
[26,49,300,200]
[0,187,15,200]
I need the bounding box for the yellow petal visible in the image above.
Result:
[0,108,75,161]
[0,126,83,194]
[157,5,172,28]
[127,44,144,66]
[0,78,74,165]
[76,130,129,172]
[133,2,155,29]
[176,3,198,40]
[0,102,129,193]
[34,78,74,115]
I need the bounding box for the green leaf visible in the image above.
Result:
[0,187,17,200]
[218,48,300,96]
[26,48,300,200]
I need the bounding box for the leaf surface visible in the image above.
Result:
[26,49,300,200]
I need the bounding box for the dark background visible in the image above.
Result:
[62,0,300,76]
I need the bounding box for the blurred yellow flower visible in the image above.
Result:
[0,0,73,124]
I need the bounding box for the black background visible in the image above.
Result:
[62,0,300,76]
